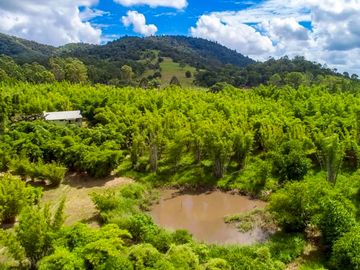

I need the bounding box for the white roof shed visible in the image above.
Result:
[43,110,82,121]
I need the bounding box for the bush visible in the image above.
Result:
[128,244,162,269]
[330,226,360,270]
[166,244,200,270]
[172,229,193,245]
[268,179,330,232]
[316,197,356,246]
[82,238,124,268]
[11,160,66,186]
[208,245,284,270]
[123,214,158,243]
[204,258,231,270]
[83,150,123,178]
[0,174,40,223]
[102,256,134,270]
[272,140,311,182]
[37,248,86,270]
[266,233,306,263]
[119,183,146,200]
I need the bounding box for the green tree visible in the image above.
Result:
[319,135,344,184]
[272,140,311,182]
[284,72,306,88]
[268,74,282,87]
[170,76,181,87]
[16,203,65,268]
[121,65,134,85]
[49,57,65,81]
[232,129,253,169]
[0,68,9,82]
[148,78,161,89]
[65,58,88,83]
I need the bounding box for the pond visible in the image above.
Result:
[150,189,268,245]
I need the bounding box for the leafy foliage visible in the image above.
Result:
[0,174,40,223]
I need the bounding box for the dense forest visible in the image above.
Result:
[1,76,360,268]
[0,33,356,88]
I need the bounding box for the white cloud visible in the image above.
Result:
[114,0,187,9]
[80,7,110,21]
[0,0,102,46]
[190,14,274,56]
[122,11,158,37]
[262,18,309,41]
[191,0,360,74]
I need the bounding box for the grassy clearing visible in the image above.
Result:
[160,57,196,87]
[42,173,133,226]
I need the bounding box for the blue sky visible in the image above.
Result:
[0,0,359,74]
[89,0,264,39]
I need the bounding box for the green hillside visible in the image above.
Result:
[0,33,355,88]
[159,57,196,86]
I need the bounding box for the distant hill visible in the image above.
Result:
[0,33,55,64]
[0,32,353,87]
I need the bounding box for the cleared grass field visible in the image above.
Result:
[160,57,196,87]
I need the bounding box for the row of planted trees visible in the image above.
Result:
[1,82,360,189]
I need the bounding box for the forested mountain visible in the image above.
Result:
[0,32,357,88]
[0,33,55,64]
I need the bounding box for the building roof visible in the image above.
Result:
[43,110,82,121]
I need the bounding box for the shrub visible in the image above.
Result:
[82,238,124,268]
[83,150,123,178]
[266,233,306,263]
[0,174,40,223]
[204,258,231,270]
[172,229,193,245]
[37,248,86,270]
[268,179,330,232]
[123,214,158,243]
[166,244,200,270]
[330,226,360,270]
[272,140,311,182]
[128,244,162,269]
[316,197,356,246]
[102,256,134,270]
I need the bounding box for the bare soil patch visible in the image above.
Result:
[42,173,133,227]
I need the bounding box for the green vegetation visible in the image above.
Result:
[159,57,195,86]
[0,59,360,269]
[1,33,358,89]
[224,209,275,233]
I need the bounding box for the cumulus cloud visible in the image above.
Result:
[122,11,158,36]
[191,0,360,74]
[114,0,187,9]
[261,18,309,41]
[190,14,274,56]
[0,0,102,46]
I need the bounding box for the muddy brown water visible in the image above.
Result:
[150,189,268,245]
